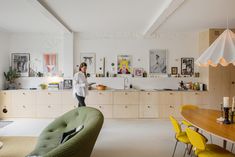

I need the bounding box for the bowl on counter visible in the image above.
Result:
[96,84,107,90]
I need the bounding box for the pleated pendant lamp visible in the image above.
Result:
[195,29,235,67]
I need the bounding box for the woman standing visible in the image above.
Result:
[73,62,88,107]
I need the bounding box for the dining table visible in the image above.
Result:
[181,108,235,148]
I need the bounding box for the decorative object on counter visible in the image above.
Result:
[48,82,59,91]
[80,53,96,75]
[194,72,200,77]
[133,68,144,77]
[39,83,47,90]
[223,97,231,124]
[43,53,57,76]
[143,71,147,77]
[4,66,20,90]
[63,79,73,89]
[11,53,30,77]
[96,84,107,90]
[106,71,109,77]
[149,49,167,75]
[181,58,194,76]
[178,81,187,90]
[171,67,178,75]
[117,55,132,75]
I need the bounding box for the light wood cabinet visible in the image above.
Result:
[12,90,36,117]
[139,92,160,118]
[88,104,113,118]
[113,91,139,105]
[86,91,113,105]
[61,91,77,113]
[0,91,12,118]
[36,104,62,118]
[36,91,62,105]
[113,104,139,118]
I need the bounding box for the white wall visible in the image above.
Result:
[9,32,73,78]
[74,32,203,89]
[0,31,10,89]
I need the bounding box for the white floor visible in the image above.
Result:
[0,118,233,157]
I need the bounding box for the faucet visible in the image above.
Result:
[124,77,129,90]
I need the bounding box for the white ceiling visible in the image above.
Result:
[0,0,62,33]
[0,0,235,33]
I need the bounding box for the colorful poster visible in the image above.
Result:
[117,55,132,74]
[43,53,57,74]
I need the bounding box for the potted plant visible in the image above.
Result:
[4,67,20,89]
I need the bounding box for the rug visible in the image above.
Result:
[0,121,13,128]
[0,136,37,157]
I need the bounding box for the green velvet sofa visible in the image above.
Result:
[27,107,104,157]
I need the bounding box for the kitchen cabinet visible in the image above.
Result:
[0,91,12,118]
[61,91,77,113]
[139,92,160,118]
[113,104,139,118]
[86,91,113,105]
[12,90,36,117]
[88,104,113,118]
[113,91,139,105]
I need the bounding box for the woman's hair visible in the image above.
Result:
[79,62,87,71]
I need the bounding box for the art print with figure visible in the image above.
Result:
[149,49,167,74]
[43,53,57,75]
[117,55,132,74]
[181,58,194,75]
[11,53,30,77]
[80,53,96,75]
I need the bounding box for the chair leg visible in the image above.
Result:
[172,140,178,157]
[183,144,188,157]
[231,143,234,152]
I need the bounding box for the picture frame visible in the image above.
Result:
[133,68,144,77]
[63,79,73,89]
[149,49,167,75]
[11,53,30,77]
[117,55,132,75]
[171,67,178,75]
[181,58,194,75]
[80,53,96,75]
[43,53,58,75]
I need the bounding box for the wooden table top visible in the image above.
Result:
[181,108,235,143]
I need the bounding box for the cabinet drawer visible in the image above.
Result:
[0,91,11,105]
[12,91,36,105]
[86,91,113,105]
[139,104,159,118]
[36,104,62,118]
[113,104,138,118]
[159,92,181,105]
[13,104,36,117]
[88,104,113,118]
[139,92,160,104]
[36,92,62,105]
[113,92,139,105]
[62,104,77,114]
[181,92,203,105]
[61,91,77,105]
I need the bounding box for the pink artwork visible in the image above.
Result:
[43,53,57,74]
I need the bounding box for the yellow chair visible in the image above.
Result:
[169,116,190,157]
[185,127,235,157]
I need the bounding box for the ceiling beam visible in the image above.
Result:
[27,0,72,34]
[143,0,186,36]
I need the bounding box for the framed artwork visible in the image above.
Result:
[149,49,167,75]
[117,55,132,74]
[171,67,178,75]
[63,79,73,89]
[11,53,30,77]
[43,53,57,74]
[133,68,144,77]
[181,58,194,75]
[80,53,96,75]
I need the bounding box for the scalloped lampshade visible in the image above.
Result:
[195,29,235,67]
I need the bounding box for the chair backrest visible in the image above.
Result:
[169,116,182,135]
[180,104,199,112]
[185,128,207,150]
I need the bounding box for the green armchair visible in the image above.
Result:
[27,107,104,157]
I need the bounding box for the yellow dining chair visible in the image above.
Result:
[185,127,235,157]
[169,116,190,157]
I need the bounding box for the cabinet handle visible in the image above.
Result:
[195,93,198,95]
[22,105,26,108]
[99,106,102,108]
[169,93,173,95]
[232,81,235,84]
[3,92,6,95]
[99,93,102,95]
[125,105,128,108]
[73,106,76,108]
[22,93,26,95]
[147,105,150,108]
[48,93,51,95]
[147,93,150,95]
[125,92,128,95]
[170,105,174,108]
[48,105,51,108]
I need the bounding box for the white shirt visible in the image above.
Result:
[73,71,88,98]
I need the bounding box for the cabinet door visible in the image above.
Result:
[36,91,62,105]
[88,104,113,118]
[36,104,62,118]
[86,91,113,105]
[0,91,11,105]
[159,104,175,118]
[12,90,36,105]
[0,91,12,118]
[61,91,77,105]
[113,104,139,118]
[13,104,36,117]
[113,92,139,105]
[159,92,181,105]
[61,104,77,114]
[139,92,160,105]
[181,92,204,106]
[139,104,159,118]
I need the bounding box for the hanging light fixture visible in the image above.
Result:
[195,16,235,67]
